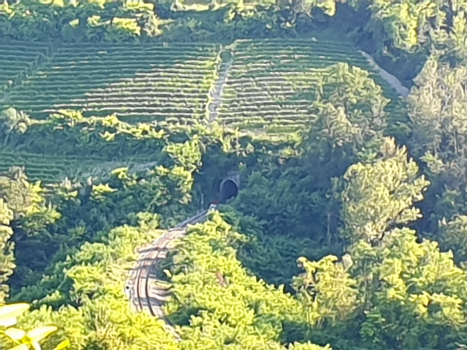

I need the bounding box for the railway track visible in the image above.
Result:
[126,206,215,340]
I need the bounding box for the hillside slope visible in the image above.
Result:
[0,37,404,182]
[4,42,220,123]
[218,39,402,135]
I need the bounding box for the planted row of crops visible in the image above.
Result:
[9,43,221,123]
[218,39,401,134]
[0,150,156,183]
[0,40,52,93]
[0,38,405,181]
[3,39,401,134]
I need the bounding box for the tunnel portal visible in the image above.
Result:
[219,179,238,204]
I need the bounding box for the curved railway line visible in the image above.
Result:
[126,207,215,340]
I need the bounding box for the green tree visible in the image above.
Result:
[339,137,429,244]
[293,138,467,349]
[0,303,69,350]
[166,211,330,349]
[0,167,61,292]
[0,167,61,294]
[407,57,467,241]
[307,63,391,153]
[292,255,358,327]
[349,0,467,61]
[0,199,14,303]
[437,215,467,263]
[0,0,158,42]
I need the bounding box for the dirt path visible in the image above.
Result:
[208,54,233,122]
[360,51,410,97]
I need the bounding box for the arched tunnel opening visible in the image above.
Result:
[219,179,238,204]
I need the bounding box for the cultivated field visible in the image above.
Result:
[0,38,404,182]
[7,43,220,123]
[0,149,157,182]
[0,41,52,93]
[218,39,400,134]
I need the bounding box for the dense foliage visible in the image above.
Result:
[0,0,159,42]
[2,0,467,349]
[0,303,69,350]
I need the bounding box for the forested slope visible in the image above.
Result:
[2,0,467,350]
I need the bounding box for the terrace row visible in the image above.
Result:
[3,39,403,131]
[8,43,220,122]
[217,40,400,133]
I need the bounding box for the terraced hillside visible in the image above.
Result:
[0,150,157,183]
[218,39,402,134]
[7,42,220,123]
[0,38,405,182]
[0,41,52,93]
[1,39,403,130]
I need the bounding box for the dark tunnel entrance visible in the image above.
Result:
[219,179,238,204]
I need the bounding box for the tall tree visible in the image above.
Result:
[0,199,14,303]
[407,57,467,241]
[0,167,61,293]
[166,211,330,350]
[292,139,467,349]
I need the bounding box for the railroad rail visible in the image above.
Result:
[125,205,216,340]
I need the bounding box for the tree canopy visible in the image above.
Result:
[2,0,467,349]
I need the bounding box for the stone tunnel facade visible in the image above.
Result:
[219,170,240,204]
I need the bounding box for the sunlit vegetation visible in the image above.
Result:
[1,37,402,138]
[7,43,220,123]
[0,109,162,183]
[0,303,69,350]
[1,0,467,350]
[218,38,402,134]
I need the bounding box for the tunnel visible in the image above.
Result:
[219,179,238,204]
